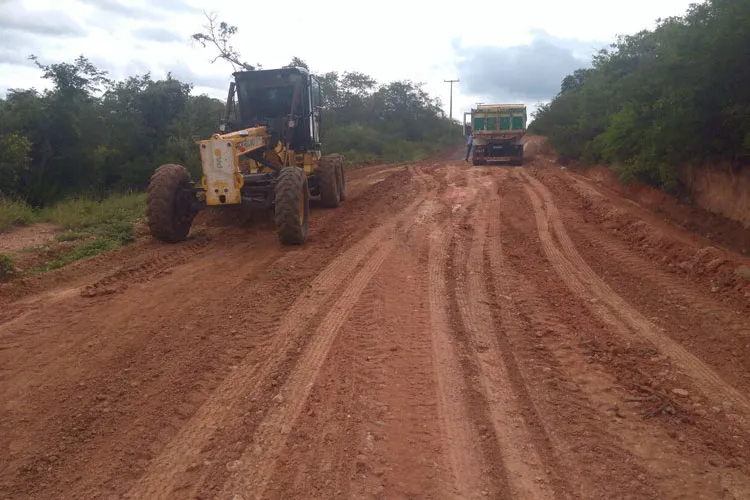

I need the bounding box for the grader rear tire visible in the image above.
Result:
[318,155,341,208]
[275,166,310,245]
[146,163,196,243]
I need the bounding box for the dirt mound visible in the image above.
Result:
[581,164,750,256]
[522,135,549,161]
[561,173,750,304]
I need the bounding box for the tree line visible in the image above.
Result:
[0,52,458,207]
[528,0,750,192]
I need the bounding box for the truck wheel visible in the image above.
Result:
[275,166,309,245]
[318,155,341,208]
[147,164,197,243]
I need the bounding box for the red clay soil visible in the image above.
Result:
[2,156,750,499]
[578,163,750,256]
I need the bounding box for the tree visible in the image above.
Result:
[0,133,32,195]
[191,13,257,71]
[285,57,309,70]
[29,54,111,96]
[528,0,750,190]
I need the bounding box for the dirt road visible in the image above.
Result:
[2,150,750,499]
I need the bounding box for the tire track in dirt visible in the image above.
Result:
[266,282,385,499]
[263,197,451,499]
[496,169,750,498]
[218,200,440,499]
[517,170,750,418]
[260,226,448,499]
[450,171,557,499]
[538,172,750,385]
[421,166,509,498]
[487,173,671,498]
[344,219,452,499]
[79,238,212,297]
[427,225,492,499]
[220,243,395,499]
[0,237,284,407]
[125,200,427,499]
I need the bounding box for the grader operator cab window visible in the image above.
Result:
[241,86,295,120]
[233,68,318,151]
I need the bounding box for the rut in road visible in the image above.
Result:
[219,201,440,499]
[427,224,493,498]
[516,170,750,416]
[125,166,434,499]
[264,195,453,499]
[448,171,558,499]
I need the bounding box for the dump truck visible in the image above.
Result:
[464,104,527,166]
[146,66,345,246]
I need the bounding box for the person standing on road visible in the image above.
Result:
[465,132,473,162]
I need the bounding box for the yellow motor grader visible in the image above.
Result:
[146,66,345,245]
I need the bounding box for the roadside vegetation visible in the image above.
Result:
[0,192,145,277]
[528,0,750,192]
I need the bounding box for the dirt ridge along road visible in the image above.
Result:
[536,168,750,384]
[516,169,750,418]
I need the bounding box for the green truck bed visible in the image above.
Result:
[468,104,527,135]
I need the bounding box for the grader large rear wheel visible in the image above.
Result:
[275,166,310,245]
[146,163,197,243]
[318,155,341,208]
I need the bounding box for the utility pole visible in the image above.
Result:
[444,79,459,121]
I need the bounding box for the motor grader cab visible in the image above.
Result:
[146,66,345,245]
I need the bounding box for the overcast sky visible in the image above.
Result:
[0,0,697,122]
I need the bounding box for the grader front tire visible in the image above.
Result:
[146,163,196,243]
[275,166,310,245]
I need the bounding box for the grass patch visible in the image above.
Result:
[0,197,37,232]
[41,193,146,229]
[31,193,146,273]
[55,231,88,242]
